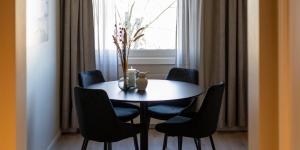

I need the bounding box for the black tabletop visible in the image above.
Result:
[87,79,203,102]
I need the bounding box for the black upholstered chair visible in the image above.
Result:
[74,87,140,150]
[147,67,199,145]
[155,83,225,150]
[148,68,199,119]
[78,70,140,123]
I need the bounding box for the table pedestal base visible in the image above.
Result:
[140,102,149,150]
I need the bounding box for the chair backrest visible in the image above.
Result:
[164,67,199,106]
[74,87,120,140]
[78,70,105,88]
[193,82,225,136]
[166,67,199,85]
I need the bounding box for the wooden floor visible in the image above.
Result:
[52,130,247,150]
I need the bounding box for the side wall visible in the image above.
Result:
[0,1,17,150]
[247,0,260,149]
[26,0,60,149]
[16,0,27,149]
[278,0,292,149]
[249,0,300,149]
[259,0,279,149]
[248,0,280,149]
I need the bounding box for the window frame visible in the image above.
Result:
[127,49,176,65]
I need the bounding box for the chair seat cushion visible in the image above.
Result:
[93,123,141,142]
[112,101,140,109]
[114,106,140,122]
[155,116,194,136]
[148,104,186,120]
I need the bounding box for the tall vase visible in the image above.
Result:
[118,60,129,91]
[122,65,129,90]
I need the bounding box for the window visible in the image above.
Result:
[116,0,177,50]
[93,0,177,66]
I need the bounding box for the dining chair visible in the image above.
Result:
[74,87,140,150]
[155,82,225,150]
[78,70,140,123]
[147,67,199,148]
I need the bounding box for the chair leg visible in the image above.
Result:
[108,142,112,150]
[178,136,183,150]
[145,117,151,149]
[193,138,201,150]
[133,135,139,150]
[104,142,107,150]
[209,135,216,150]
[193,138,198,149]
[131,119,134,124]
[162,134,168,150]
[197,139,201,150]
[81,138,88,150]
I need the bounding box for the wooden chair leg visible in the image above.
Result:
[178,136,183,150]
[81,138,88,150]
[108,142,112,150]
[133,135,139,150]
[131,119,134,124]
[162,134,168,150]
[209,135,216,150]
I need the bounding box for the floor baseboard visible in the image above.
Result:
[47,130,61,150]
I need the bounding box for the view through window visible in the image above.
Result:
[116,0,177,50]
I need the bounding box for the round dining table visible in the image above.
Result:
[87,79,203,150]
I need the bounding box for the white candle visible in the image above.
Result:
[127,67,136,87]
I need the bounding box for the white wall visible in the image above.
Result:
[16,0,27,149]
[26,0,60,149]
[247,0,259,149]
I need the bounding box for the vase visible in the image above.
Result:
[118,76,130,91]
[118,64,130,91]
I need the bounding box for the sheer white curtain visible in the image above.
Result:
[92,0,118,81]
[176,0,202,70]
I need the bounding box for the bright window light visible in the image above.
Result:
[116,0,177,50]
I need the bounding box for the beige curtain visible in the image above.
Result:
[200,0,248,129]
[177,0,247,129]
[60,0,96,131]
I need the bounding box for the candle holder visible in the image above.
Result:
[128,67,137,87]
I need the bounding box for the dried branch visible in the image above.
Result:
[133,34,144,42]
[128,2,135,26]
[145,0,176,28]
[133,27,145,38]
[113,0,175,73]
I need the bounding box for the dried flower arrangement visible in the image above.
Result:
[112,1,175,89]
[112,24,145,80]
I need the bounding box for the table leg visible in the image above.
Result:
[140,102,149,150]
